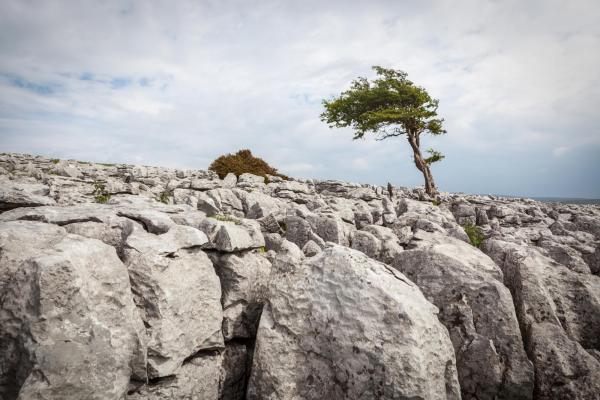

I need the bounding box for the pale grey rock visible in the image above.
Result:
[123,238,223,378]
[391,224,413,244]
[527,322,600,400]
[117,208,174,234]
[283,215,313,248]
[247,246,461,400]
[359,225,404,263]
[190,178,221,191]
[210,252,271,340]
[381,196,397,224]
[394,233,534,400]
[53,161,83,178]
[238,190,284,219]
[476,207,489,225]
[200,217,264,252]
[0,181,56,210]
[222,172,238,187]
[196,192,221,216]
[128,343,248,400]
[573,215,600,238]
[173,188,199,208]
[125,223,208,255]
[0,221,146,400]
[307,213,350,246]
[325,197,356,223]
[262,234,304,261]
[352,201,374,228]
[537,237,591,273]
[105,179,140,195]
[257,213,281,233]
[302,239,321,257]
[238,173,265,185]
[203,189,245,217]
[488,204,513,219]
[451,201,476,225]
[492,244,600,399]
[273,180,312,195]
[350,230,380,260]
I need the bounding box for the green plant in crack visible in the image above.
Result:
[92,181,111,204]
[157,190,172,204]
[462,221,485,249]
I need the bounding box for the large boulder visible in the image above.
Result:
[199,217,264,252]
[393,232,534,400]
[0,221,146,400]
[247,246,460,400]
[209,252,271,340]
[494,244,600,399]
[123,225,223,378]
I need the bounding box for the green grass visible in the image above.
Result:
[462,221,485,248]
[50,158,60,164]
[98,162,116,167]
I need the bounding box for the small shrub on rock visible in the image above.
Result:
[462,221,484,248]
[92,181,111,204]
[157,190,171,204]
[208,149,288,182]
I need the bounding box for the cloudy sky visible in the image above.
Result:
[1,0,599,198]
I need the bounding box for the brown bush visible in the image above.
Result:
[208,149,288,181]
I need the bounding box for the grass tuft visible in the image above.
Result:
[462,221,484,248]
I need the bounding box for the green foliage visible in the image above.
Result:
[92,181,111,204]
[157,190,171,204]
[50,158,60,164]
[424,148,445,165]
[208,149,288,181]
[258,246,267,253]
[98,162,116,167]
[321,66,446,141]
[462,222,485,249]
[210,214,242,225]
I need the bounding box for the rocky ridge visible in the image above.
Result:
[0,152,599,400]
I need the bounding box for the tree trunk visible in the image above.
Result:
[407,133,437,197]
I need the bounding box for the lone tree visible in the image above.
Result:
[321,66,446,196]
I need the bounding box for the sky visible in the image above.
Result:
[1,0,599,198]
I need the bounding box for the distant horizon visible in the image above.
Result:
[3,150,599,202]
[1,1,599,198]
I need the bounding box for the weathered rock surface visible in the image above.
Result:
[0,221,146,400]
[486,242,600,399]
[394,232,534,400]
[209,252,271,340]
[247,246,461,400]
[2,152,600,400]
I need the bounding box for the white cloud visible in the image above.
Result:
[351,157,370,171]
[553,146,571,157]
